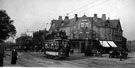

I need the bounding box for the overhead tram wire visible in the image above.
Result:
[68,0,99,17]
[67,0,100,17]
[67,0,103,17]
[68,0,97,13]
[77,0,110,14]
[68,0,109,17]
[74,0,108,15]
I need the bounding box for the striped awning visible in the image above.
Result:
[100,41,117,47]
[100,41,110,47]
[107,41,117,47]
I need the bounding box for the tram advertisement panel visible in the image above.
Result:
[44,39,70,58]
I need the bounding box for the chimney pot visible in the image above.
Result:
[75,14,78,17]
[93,14,98,22]
[65,16,69,19]
[64,16,69,22]
[74,14,78,22]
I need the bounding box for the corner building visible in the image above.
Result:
[49,14,127,53]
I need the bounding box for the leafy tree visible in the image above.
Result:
[33,29,48,50]
[16,35,32,46]
[0,10,16,42]
[16,35,33,51]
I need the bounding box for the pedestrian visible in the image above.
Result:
[70,49,74,54]
[11,48,18,64]
[124,50,128,59]
[119,50,123,61]
[0,45,4,67]
[109,50,113,58]
[66,43,71,57]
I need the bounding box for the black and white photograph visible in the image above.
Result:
[0,0,135,68]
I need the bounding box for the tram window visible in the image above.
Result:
[46,43,48,48]
[55,42,58,49]
[54,43,56,49]
[45,43,48,48]
[47,43,48,48]
[51,43,53,48]
[48,43,51,48]
[62,42,65,45]
[52,43,55,48]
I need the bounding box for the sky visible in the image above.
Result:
[0,0,135,40]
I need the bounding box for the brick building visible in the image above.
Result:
[49,14,127,52]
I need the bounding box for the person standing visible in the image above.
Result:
[119,50,123,61]
[11,48,18,64]
[109,50,113,58]
[66,43,71,57]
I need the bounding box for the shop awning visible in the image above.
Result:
[107,41,117,47]
[100,41,110,47]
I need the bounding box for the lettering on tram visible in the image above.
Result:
[44,39,70,59]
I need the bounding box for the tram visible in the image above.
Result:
[44,39,70,59]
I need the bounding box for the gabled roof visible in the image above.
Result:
[49,20,62,31]
[92,18,106,27]
[60,18,75,27]
[65,18,75,27]
[109,20,120,28]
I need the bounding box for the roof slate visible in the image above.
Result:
[109,20,119,28]
[50,16,120,31]
[49,20,62,31]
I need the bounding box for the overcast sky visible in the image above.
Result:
[0,0,135,40]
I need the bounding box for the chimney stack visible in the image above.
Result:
[58,16,63,21]
[93,14,97,22]
[94,14,97,18]
[64,16,69,20]
[64,16,69,22]
[74,14,78,22]
[102,14,106,21]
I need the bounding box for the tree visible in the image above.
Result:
[33,29,48,51]
[16,34,33,51]
[0,9,16,66]
[0,10,16,42]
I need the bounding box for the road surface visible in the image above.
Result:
[3,51,135,68]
